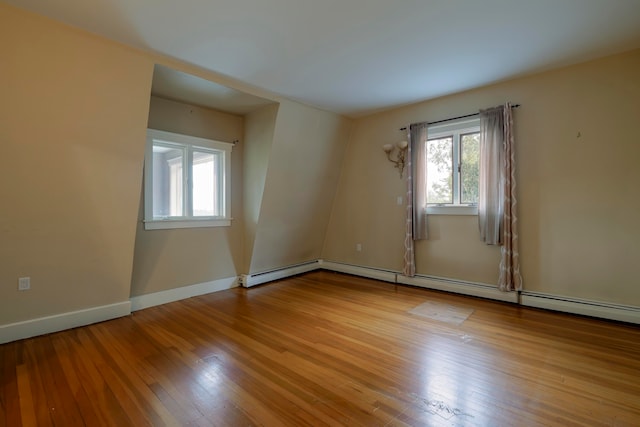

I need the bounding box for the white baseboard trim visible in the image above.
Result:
[319,260,397,283]
[0,301,131,345]
[521,292,640,325]
[240,260,322,288]
[130,276,238,311]
[397,274,519,303]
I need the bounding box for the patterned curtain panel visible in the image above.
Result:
[478,103,523,291]
[403,123,428,277]
[498,104,523,291]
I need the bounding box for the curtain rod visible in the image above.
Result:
[399,104,520,131]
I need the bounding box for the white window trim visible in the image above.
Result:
[144,218,231,230]
[144,129,233,230]
[426,118,480,216]
[426,205,478,216]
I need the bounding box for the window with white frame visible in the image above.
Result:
[425,118,480,215]
[144,129,232,230]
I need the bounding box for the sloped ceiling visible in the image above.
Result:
[151,65,276,115]
[6,0,640,116]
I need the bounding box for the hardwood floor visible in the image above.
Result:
[2,271,640,426]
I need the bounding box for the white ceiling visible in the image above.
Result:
[7,0,640,117]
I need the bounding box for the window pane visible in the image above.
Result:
[152,145,184,217]
[192,151,219,216]
[461,133,480,204]
[426,136,453,204]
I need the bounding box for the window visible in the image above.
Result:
[144,129,232,230]
[425,118,480,215]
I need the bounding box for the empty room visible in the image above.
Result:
[1,0,640,425]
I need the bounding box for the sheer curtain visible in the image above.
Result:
[478,103,523,291]
[478,107,504,244]
[403,122,428,277]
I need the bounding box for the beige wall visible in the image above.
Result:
[243,104,279,272]
[0,4,152,324]
[130,97,245,296]
[324,49,640,306]
[248,100,352,273]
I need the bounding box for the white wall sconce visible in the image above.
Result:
[382,140,408,178]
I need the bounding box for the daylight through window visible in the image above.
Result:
[145,129,232,230]
[424,118,480,215]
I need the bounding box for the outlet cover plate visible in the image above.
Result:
[18,277,30,291]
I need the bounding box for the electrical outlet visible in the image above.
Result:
[356,243,362,252]
[18,277,30,291]
[397,196,403,205]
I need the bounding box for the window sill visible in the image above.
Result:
[144,218,232,230]
[426,206,478,216]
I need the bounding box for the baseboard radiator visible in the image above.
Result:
[319,261,516,303]
[239,260,322,288]
[521,291,640,325]
[397,274,519,303]
[318,260,397,283]
[319,260,638,324]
